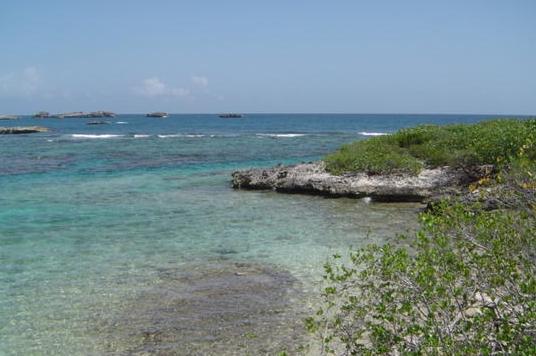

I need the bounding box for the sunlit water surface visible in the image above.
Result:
[0,114,501,354]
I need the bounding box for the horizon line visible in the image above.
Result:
[6,112,536,117]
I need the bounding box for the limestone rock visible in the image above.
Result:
[232,162,485,202]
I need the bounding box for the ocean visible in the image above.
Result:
[0,114,504,354]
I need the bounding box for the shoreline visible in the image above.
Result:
[232,161,492,203]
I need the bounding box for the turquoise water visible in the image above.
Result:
[0,114,503,354]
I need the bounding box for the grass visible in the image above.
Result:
[324,119,536,175]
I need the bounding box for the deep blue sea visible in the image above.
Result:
[0,114,507,354]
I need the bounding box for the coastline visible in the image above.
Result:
[232,161,493,202]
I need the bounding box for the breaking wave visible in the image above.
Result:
[256,133,306,138]
[157,134,205,138]
[358,132,389,136]
[71,134,124,139]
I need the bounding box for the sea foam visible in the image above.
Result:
[71,134,124,139]
[359,132,389,136]
[256,133,306,138]
[157,134,205,138]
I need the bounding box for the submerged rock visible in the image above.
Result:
[97,262,309,355]
[86,120,111,125]
[232,162,490,202]
[0,126,49,134]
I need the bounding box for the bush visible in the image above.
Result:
[324,138,423,175]
[306,160,536,354]
[324,119,536,175]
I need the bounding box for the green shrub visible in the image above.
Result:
[306,161,536,354]
[307,205,535,354]
[324,138,422,175]
[324,119,536,175]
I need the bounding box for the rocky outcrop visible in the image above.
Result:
[0,126,49,134]
[33,111,50,118]
[232,162,493,202]
[0,115,19,120]
[47,111,116,119]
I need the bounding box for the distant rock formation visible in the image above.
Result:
[0,115,19,120]
[146,112,168,118]
[88,111,115,118]
[51,112,88,118]
[232,162,492,202]
[219,113,243,118]
[33,111,50,118]
[0,126,49,134]
[49,111,116,118]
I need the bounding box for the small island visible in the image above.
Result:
[219,113,244,118]
[0,126,49,134]
[34,111,116,119]
[0,115,19,120]
[146,112,168,118]
[33,111,50,118]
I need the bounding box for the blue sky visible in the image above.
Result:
[0,0,534,114]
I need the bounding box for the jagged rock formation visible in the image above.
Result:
[232,162,492,202]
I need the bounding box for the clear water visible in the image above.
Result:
[0,114,504,354]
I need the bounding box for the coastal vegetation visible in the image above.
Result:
[307,119,536,354]
[324,119,536,175]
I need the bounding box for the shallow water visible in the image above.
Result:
[0,114,504,354]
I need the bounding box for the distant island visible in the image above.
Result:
[0,115,19,120]
[219,113,244,118]
[33,111,116,119]
[0,126,49,134]
[146,112,168,118]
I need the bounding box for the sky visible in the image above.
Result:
[0,0,534,114]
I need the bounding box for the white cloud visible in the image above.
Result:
[191,75,208,88]
[0,66,41,96]
[133,77,190,98]
[138,77,166,97]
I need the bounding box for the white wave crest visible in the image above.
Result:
[359,132,389,136]
[157,134,205,138]
[115,121,128,124]
[71,134,124,139]
[256,133,306,138]
[134,134,150,138]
